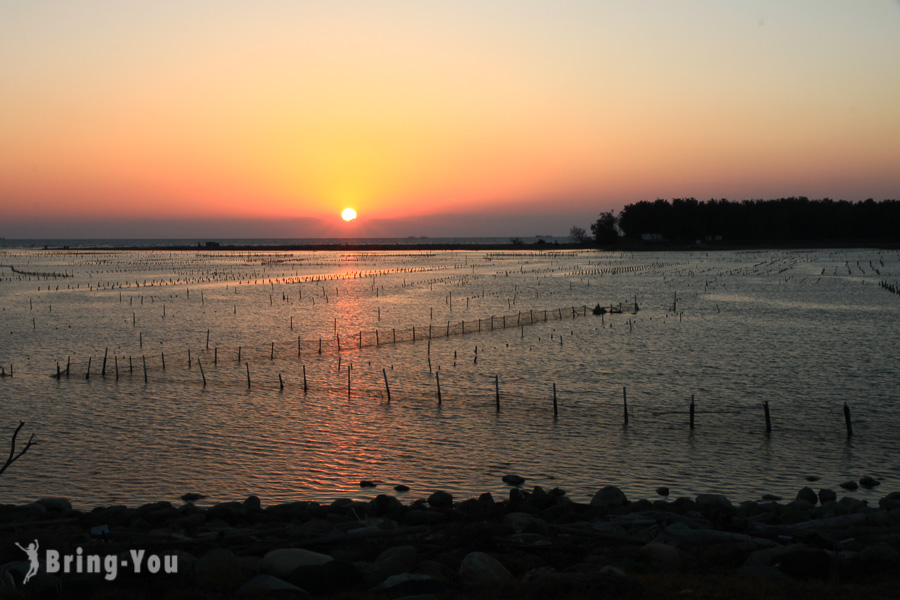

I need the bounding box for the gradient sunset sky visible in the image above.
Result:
[2,1,899,238]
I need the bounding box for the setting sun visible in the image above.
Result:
[341,208,357,222]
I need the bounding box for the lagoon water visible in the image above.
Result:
[1,245,898,508]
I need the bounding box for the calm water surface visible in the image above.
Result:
[1,247,898,508]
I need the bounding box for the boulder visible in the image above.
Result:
[427,491,453,508]
[286,560,363,594]
[502,474,526,486]
[696,494,734,514]
[367,545,417,584]
[590,486,628,508]
[459,552,513,585]
[879,491,900,511]
[818,488,837,504]
[795,487,818,505]
[35,498,72,512]
[639,543,682,571]
[237,574,308,596]
[195,548,243,590]
[243,495,261,511]
[859,476,880,488]
[839,480,859,491]
[261,549,333,577]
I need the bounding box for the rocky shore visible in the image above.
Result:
[2,483,900,599]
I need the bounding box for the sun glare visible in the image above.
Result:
[341,208,357,222]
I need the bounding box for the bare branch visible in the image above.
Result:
[0,421,36,477]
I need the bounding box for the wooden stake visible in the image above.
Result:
[303,364,308,392]
[553,383,558,416]
[689,394,695,430]
[246,363,251,390]
[102,348,108,378]
[279,373,284,391]
[198,359,206,386]
[843,402,853,438]
[495,375,500,412]
[142,355,148,383]
[85,357,91,380]
[383,368,391,403]
[764,401,772,433]
[347,365,351,397]
[436,371,442,406]
[623,387,628,424]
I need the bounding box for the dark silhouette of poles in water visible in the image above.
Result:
[436,371,442,406]
[553,383,558,416]
[383,368,391,403]
[844,402,853,438]
[623,387,628,425]
[764,401,772,433]
[198,359,206,386]
[690,394,695,430]
[495,375,500,412]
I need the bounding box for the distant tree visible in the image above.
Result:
[569,226,590,244]
[509,237,524,246]
[590,211,619,245]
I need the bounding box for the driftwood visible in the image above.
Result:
[0,421,36,477]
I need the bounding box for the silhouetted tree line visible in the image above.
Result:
[609,197,900,242]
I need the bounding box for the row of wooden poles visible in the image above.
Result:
[55,354,859,437]
[53,302,611,381]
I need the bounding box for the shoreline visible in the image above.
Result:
[4,238,899,252]
[2,485,899,598]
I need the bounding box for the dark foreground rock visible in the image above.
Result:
[1,486,900,598]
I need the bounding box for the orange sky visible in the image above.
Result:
[2,1,899,238]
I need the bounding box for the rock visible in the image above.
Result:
[207,501,247,522]
[590,486,628,508]
[879,491,900,510]
[459,551,513,585]
[696,494,735,518]
[760,494,781,501]
[371,494,404,516]
[402,509,447,526]
[639,543,682,571]
[806,475,821,482]
[839,480,859,491]
[180,493,205,502]
[360,480,377,488]
[744,544,809,568]
[855,544,900,576]
[237,574,308,596]
[818,488,837,504]
[503,512,546,533]
[243,495,261,511]
[286,560,363,594]
[394,484,410,492]
[838,497,867,513]
[427,491,453,508]
[796,487,818,504]
[859,476,880,488]
[196,548,243,590]
[414,559,457,583]
[368,545,417,584]
[373,573,446,594]
[656,487,670,496]
[775,547,832,580]
[35,497,71,512]
[508,488,526,506]
[502,474,526,486]
[262,548,333,577]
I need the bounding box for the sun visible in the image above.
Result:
[341,208,357,222]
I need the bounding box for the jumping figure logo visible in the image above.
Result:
[15,539,39,584]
